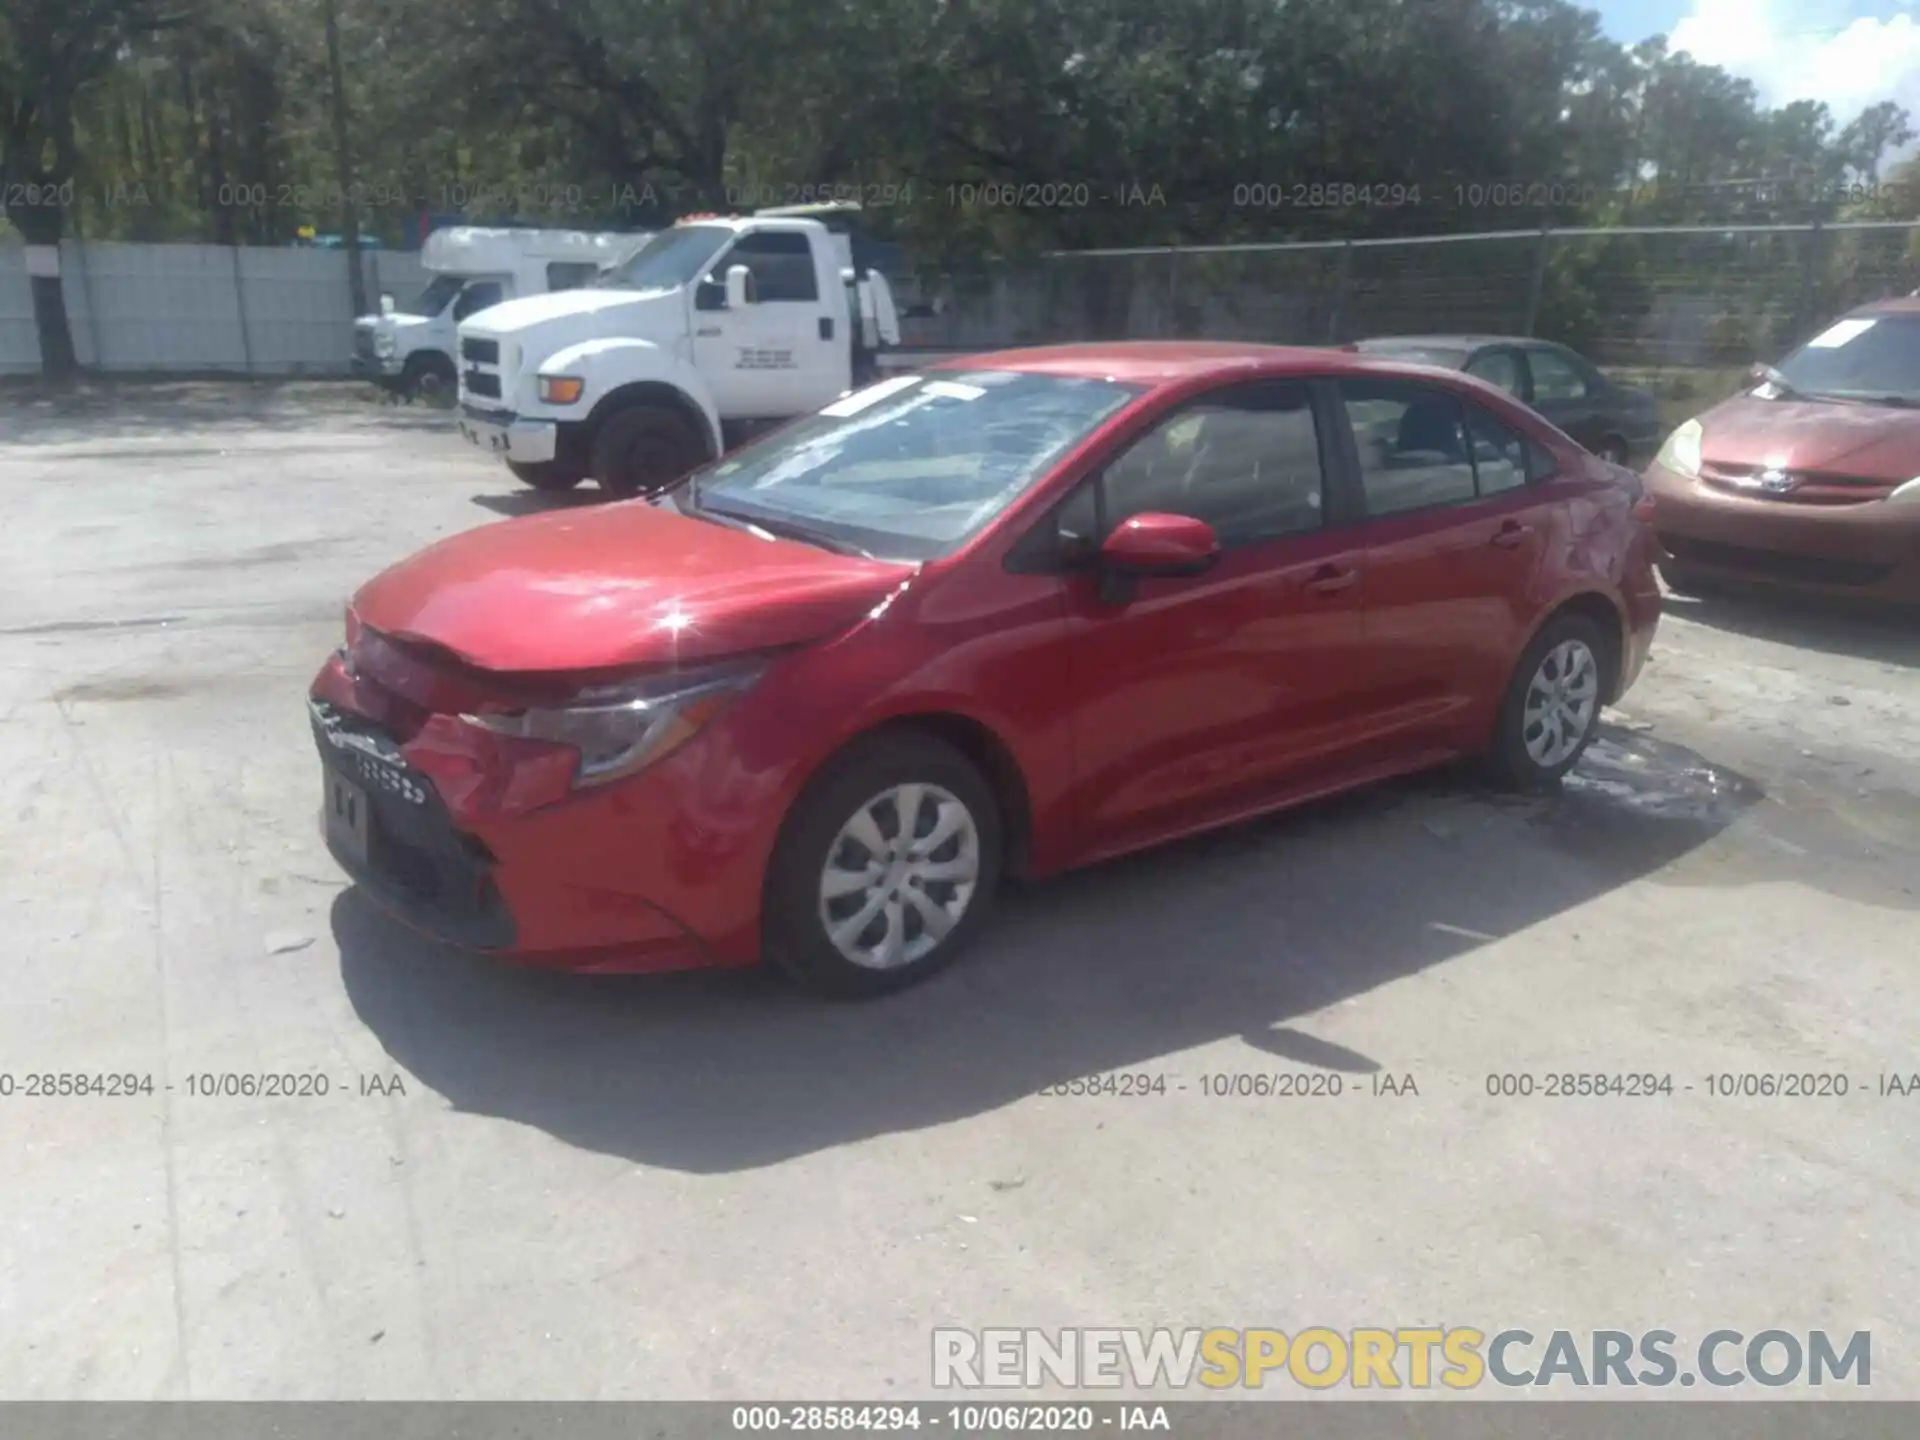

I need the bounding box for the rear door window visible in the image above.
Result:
[1462,407,1531,495]
[1337,380,1478,516]
[1525,347,1592,402]
[1465,348,1525,397]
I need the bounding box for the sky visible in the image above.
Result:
[1598,0,1920,135]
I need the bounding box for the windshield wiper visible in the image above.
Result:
[697,502,877,559]
[1753,364,1810,400]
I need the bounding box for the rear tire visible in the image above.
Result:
[763,732,1004,999]
[1489,613,1608,792]
[505,460,584,492]
[590,405,704,499]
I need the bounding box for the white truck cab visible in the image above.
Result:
[354,227,646,400]
[454,203,900,494]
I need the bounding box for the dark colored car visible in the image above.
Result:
[1643,300,1920,603]
[1351,336,1664,466]
[311,342,1661,997]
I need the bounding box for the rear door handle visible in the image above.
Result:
[1304,563,1359,595]
[1491,520,1534,549]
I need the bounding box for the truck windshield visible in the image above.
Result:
[593,226,732,292]
[398,273,465,317]
[681,371,1145,562]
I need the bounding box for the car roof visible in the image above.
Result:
[931,339,1469,387]
[1356,334,1545,353]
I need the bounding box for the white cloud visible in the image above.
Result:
[1669,0,1920,134]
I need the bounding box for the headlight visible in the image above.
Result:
[1654,418,1703,478]
[373,332,396,358]
[539,375,586,405]
[1889,477,1920,503]
[458,659,762,788]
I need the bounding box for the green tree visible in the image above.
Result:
[1,0,180,375]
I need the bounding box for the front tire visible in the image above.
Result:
[1490,614,1608,791]
[401,352,457,406]
[1595,435,1630,466]
[763,732,1003,999]
[590,405,704,499]
[505,459,584,492]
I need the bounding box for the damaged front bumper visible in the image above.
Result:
[311,697,518,951]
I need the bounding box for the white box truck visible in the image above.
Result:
[454,203,901,494]
[354,227,649,401]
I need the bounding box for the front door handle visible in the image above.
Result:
[1491,520,1534,549]
[1304,563,1359,595]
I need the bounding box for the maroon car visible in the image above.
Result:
[1645,299,1920,603]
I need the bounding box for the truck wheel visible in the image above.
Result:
[402,352,457,406]
[591,406,703,499]
[505,460,583,492]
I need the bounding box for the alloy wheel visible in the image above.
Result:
[817,783,981,970]
[1521,638,1600,768]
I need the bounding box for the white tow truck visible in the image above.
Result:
[454,202,901,494]
[354,227,647,401]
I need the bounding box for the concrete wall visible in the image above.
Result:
[0,243,431,376]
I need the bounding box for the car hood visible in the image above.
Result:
[351,503,913,676]
[460,287,680,340]
[1698,393,1920,480]
[356,313,434,336]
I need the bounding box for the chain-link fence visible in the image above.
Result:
[895,221,1920,373]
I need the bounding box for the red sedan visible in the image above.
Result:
[311,342,1661,996]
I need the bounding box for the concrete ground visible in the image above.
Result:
[0,383,1916,1401]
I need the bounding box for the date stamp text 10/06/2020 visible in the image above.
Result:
[0,1071,410,1099]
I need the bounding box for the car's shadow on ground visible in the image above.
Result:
[335,726,1763,1174]
[1662,583,1919,669]
[470,488,607,518]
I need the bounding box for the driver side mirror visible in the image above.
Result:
[1095,513,1220,602]
[725,263,754,309]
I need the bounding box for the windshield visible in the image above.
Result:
[1772,314,1920,404]
[678,371,1144,561]
[398,273,465,318]
[593,225,732,291]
